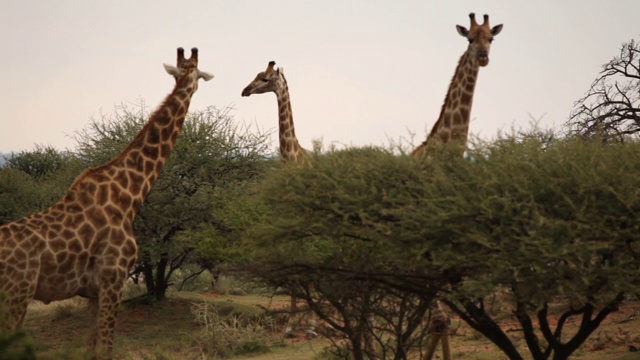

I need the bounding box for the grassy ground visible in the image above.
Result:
[19,289,640,360]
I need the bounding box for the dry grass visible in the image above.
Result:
[19,291,640,360]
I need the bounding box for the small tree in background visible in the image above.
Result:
[0,167,39,225]
[0,146,82,225]
[567,38,640,142]
[4,145,74,181]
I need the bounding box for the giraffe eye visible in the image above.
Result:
[261,78,269,82]
[468,38,475,44]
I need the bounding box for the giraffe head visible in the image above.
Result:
[163,47,214,88]
[241,61,283,97]
[456,13,503,67]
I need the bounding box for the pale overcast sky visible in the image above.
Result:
[1,1,638,154]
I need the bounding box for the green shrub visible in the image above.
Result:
[244,133,640,360]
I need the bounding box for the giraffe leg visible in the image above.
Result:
[1,262,37,331]
[305,309,318,339]
[87,297,99,351]
[92,270,125,360]
[436,300,452,360]
[425,300,452,360]
[441,330,452,360]
[424,333,442,360]
[364,313,375,356]
[95,288,123,359]
[2,276,37,331]
[284,294,297,338]
[1,298,29,332]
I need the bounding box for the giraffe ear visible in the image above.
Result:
[456,25,469,37]
[491,24,503,36]
[163,64,181,77]
[198,71,214,81]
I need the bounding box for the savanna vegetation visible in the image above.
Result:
[242,133,640,360]
[1,38,640,360]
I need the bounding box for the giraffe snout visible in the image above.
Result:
[241,86,252,97]
[477,51,489,66]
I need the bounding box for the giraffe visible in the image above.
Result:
[0,47,213,359]
[241,61,317,339]
[412,13,503,360]
[412,12,503,160]
[242,61,308,163]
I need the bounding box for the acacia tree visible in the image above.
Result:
[424,135,640,360]
[246,135,640,360]
[567,38,640,141]
[246,147,457,360]
[74,104,270,300]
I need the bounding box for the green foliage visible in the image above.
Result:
[0,330,36,360]
[249,145,453,287]
[0,167,39,224]
[439,134,640,359]
[4,145,74,181]
[247,146,449,359]
[245,133,640,359]
[182,160,274,272]
[250,134,640,305]
[443,135,640,304]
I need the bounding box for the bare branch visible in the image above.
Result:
[566,38,640,142]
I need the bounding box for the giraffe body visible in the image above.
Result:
[242,61,317,339]
[412,14,503,360]
[412,13,503,160]
[0,47,212,359]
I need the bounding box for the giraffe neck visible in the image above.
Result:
[66,72,198,218]
[274,73,305,162]
[413,51,480,157]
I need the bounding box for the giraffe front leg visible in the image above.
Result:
[91,274,125,360]
[1,279,37,330]
[87,297,99,351]
[1,296,29,332]
[283,294,298,338]
[0,263,38,331]
[305,309,318,339]
[95,287,123,359]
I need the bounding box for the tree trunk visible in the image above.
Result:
[142,259,155,295]
[152,254,170,301]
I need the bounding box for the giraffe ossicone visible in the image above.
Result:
[0,46,212,359]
